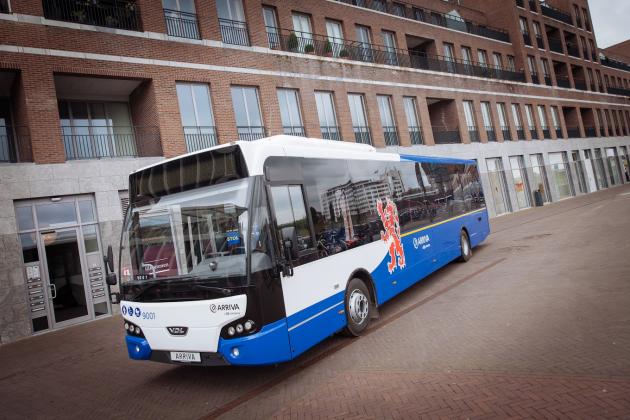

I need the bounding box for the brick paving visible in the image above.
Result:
[2,185,630,419]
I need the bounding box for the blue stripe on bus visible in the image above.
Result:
[399,154,477,165]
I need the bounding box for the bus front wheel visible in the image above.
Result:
[458,230,472,262]
[343,278,371,337]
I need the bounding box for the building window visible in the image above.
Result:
[356,25,373,62]
[461,46,473,64]
[325,19,344,57]
[231,86,265,140]
[525,104,537,139]
[176,83,217,152]
[382,30,398,65]
[492,52,502,69]
[480,102,496,141]
[496,102,510,141]
[443,42,455,72]
[377,95,398,146]
[520,17,531,45]
[530,153,551,203]
[507,55,516,72]
[263,6,280,48]
[486,157,512,215]
[509,156,532,209]
[549,152,575,199]
[463,100,479,142]
[163,0,200,39]
[537,105,549,138]
[403,97,422,145]
[58,100,136,160]
[527,55,539,83]
[477,49,488,67]
[217,0,248,45]
[348,94,371,145]
[277,89,304,136]
[541,58,551,85]
[315,91,340,141]
[550,106,562,137]
[511,103,524,140]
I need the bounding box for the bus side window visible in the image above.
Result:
[269,185,315,266]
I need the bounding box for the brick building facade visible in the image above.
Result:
[0,0,629,342]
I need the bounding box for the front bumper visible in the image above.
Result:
[124,318,291,366]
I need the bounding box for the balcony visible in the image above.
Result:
[501,126,512,141]
[573,79,587,91]
[219,18,249,46]
[164,9,200,40]
[63,126,157,160]
[433,127,461,144]
[0,126,32,163]
[468,127,480,143]
[283,126,306,136]
[333,0,510,43]
[237,126,266,141]
[530,128,539,139]
[584,127,596,137]
[556,76,571,89]
[383,126,399,146]
[600,57,630,72]
[547,36,563,53]
[566,127,581,137]
[43,0,141,31]
[408,126,423,145]
[486,127,497,142]
[544,75,552,86]
[531,73,539,84]
[183,126,217,152]
[540,2,572,25]
[566,43,580,58]
[267,27,525,83]
[353,126,372,145]
[321,126,341,141]
[542,127,551,138]
[607,86,630,97]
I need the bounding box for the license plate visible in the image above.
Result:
[170,351,201,363]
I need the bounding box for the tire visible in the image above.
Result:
[343,278,371,337]
[458,230,472,262]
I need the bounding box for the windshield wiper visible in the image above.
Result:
[192,284,232,296]
[129,275,233,300]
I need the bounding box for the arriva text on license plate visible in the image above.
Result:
[170,351,201,363]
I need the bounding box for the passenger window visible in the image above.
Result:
[270,185,314,264]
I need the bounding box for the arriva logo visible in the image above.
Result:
[210,303,240,313]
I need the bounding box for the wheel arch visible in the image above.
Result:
[348,268,378,308]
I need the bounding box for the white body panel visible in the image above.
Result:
[120,294,246,352]
[281,240,388,317]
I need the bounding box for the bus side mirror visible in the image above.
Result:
[105,245,114,273]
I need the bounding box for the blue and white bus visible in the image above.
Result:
[107,136,489,366]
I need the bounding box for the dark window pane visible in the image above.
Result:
[20,232,39,263]
[78,200,95,223]
[35,202,77,228]
[16,206,35,231]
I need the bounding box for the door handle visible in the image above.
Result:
[49,284,57,299]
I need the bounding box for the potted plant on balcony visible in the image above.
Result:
[324,40,333,57]
[287,32,299,52]
[339,48,350,58]
[304,43,315,54]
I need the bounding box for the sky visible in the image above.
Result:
[588,0,630,49]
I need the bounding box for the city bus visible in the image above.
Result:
[106,135,489,366]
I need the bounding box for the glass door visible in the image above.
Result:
[40,227,91,327]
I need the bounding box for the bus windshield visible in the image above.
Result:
[119,178,252,301]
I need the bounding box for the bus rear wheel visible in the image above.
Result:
[458,230,472,262]
[343,278,371,337]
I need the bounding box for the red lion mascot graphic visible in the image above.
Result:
[377,197,406,274]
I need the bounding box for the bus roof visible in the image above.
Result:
[133,135,475,176]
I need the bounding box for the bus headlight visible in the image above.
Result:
[231,347,240,357]
[227,326,235,336]
[244,320,253,331]
[235,324,244,334]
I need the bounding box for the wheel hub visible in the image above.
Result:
[348,289,369,324]
[462,235,470,255]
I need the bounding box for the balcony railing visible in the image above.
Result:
[468,126,480,143]
[333,0,510,43]
[607,86,630,97]
[409,126,423,145]
[531,73,539,84]
[544,75,552,86]
[63,126,159,160]
[555,127,562,138]
[516,127,526,140]
[283,125,306,136]
[530,128,539,139]
[600,57,630,72]
[566,127,581,138]
[43,0,141,31]
[0,126,32,163]
[267,27,525,83]
[353,126,372,145]
[542,127,551,138]
[433,127,461,144]
[556,75,571,89]
[540,2,572,25]
[321,125,341,141]
[566,43,580,58]
[237,126,266,141]
[584,126,596,137]
[219,18,249,46]
[164,9,200,39]
[183,126,217,152]
[383,126,399,146]
[547,36,563,53]
[501,126,512,141]
[486,126,497,142]
[573,79,587,91]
